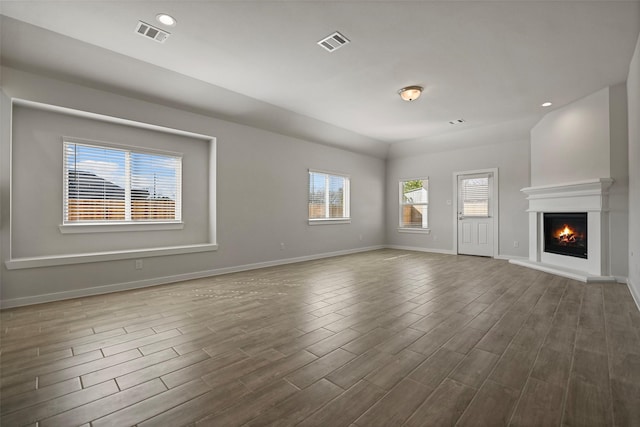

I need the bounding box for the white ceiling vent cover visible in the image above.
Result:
[317,32,350,52]
[135,21,170,43]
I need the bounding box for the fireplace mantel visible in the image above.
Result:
[522,178,614,212]
[510,178,615,282]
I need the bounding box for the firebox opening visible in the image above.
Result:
[543,212,588,259]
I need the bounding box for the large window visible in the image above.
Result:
[399,178,429,229]
[63,140,182,224]
[308,170,350,223]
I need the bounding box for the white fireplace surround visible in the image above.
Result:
[510,178,615,282]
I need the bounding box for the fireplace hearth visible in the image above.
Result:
[544,212,588,259]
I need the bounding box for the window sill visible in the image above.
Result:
[397,227,431,234]
[308,218,351,225]
[59,221,184,234]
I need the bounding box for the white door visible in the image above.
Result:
[457,173,494,257]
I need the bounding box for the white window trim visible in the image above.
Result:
[59,221,184,234]
[308,218,352,225]
[398,177,429,232]
[308,169,351,225]
[397,227,431,234]
[62,137,183,228]
[458,172,492,218]
[5,98,218,270]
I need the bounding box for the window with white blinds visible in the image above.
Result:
[308,170,350,221]
[63,140,182,223]
[399,178,429,229]
[460,174,490,217]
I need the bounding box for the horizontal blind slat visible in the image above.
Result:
[64,141,181,223]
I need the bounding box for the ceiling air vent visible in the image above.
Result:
[449,119,466,125]
[317,31,350,52]
[135,21,170,43]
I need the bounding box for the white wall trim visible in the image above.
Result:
[495,254,527,261]
[385,245,456,255]
[0,245,384,308]
[12,98,214,141]
[627,278,640,312]
[509,258,617,283]
[5,243,219,270]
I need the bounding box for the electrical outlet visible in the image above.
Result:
[359,234,363,241]
[135,259,143,270]
[280,242,285,250]
[513,241,519,248]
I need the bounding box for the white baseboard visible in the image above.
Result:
[385,245,456,255]
[7,245,632,311]
[386,245,527,261]
[0,245,384,309]
[628,277,640,312]
[495,255,527,261]
[509,259,617,283]
[613,276,630,285]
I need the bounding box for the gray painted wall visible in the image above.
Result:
[628,34,640,304]
[0,67,386,305]
[385,138,531,258]
[1,57,637,307]
[11,105,211,258]
[530,84,629,279]
[531,87,612,187]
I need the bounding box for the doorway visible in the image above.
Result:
[454,169,498,257]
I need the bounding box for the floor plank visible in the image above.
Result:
[1,249,638,426]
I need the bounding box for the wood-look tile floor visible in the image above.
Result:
[1,249,640,426]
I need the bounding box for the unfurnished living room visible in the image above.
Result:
[1,1,639,426]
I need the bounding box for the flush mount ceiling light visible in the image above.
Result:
[398,86,423,101]
[156,13,177,27]
[541,102,553,107]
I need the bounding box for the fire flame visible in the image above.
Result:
[557,225,577,243]
[559,226,572,238]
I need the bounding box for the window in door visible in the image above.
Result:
[460,175,490,217]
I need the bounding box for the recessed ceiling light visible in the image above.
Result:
[156,13,176,27]
[541,102,553,107]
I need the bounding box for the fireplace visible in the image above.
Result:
[543,212,587,259]
[510,178,614,282]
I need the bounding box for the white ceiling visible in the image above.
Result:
[1,1,639,158]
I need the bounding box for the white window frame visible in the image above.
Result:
[308,169,351,225]
[459,172,491,218]
[398,177,430,233]
[60,137,183,233]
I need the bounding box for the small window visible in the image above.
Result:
[460,175,489,217]
[399,178,428,229]
[308,170,350,223]
[63,140,182,224]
